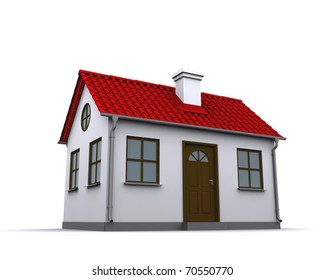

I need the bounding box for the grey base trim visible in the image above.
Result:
[185,222,280,230]
[62,221,280,231]
[62,222,184,231]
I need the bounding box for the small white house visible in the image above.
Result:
[59,69,285,231]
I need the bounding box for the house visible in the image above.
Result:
[58,69,285,231]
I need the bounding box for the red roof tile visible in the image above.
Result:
[59,70,282,144]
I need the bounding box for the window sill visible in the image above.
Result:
[87,182,100,188]
[68,187,78,192]
[124,182,161,187]
[237,187,265,192]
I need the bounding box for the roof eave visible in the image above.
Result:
[100,113,286,141]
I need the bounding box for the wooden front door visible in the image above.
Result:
[183,142,219,222]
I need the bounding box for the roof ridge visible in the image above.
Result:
[202,92,242,102]
[78,70,244,101]
[79,69,174,89]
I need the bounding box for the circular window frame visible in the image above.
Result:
[81,103,91,131]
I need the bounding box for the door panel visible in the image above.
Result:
[183,143,219,222]
[200,165,210,188]
[201,191,211,214]
[189,164,198,187]
[189,191,199,214]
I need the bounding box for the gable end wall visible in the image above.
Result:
[63,86,109,223]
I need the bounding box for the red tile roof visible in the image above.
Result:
[59,70,283,144]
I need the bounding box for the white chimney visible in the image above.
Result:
[172,69,204,106]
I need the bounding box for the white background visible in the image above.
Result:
[0,0,324,279]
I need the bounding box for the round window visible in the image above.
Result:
[81,103,91,131]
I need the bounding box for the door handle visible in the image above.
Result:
[209,179,214,186]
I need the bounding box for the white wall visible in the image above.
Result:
[63,86,109,222]
[112,120,278,223]
[63,107,279,224]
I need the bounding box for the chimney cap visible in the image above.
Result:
[172,69,204,82]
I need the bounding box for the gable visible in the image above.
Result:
[59,70,283,144]
[59,76,85,144]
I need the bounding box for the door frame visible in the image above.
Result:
[182,141,220,222]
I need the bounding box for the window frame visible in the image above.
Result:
[81,103,91,131]
[237,148,264,190]
[69,149,80,191]
[126,136,160,184]
[88,138,102,186]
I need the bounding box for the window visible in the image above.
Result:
[81,103,91,131]
[237,149,263,189]
[188,150,208,162]
[89,138,101,186]
[69,149,80,190]
[126,136,159,183]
